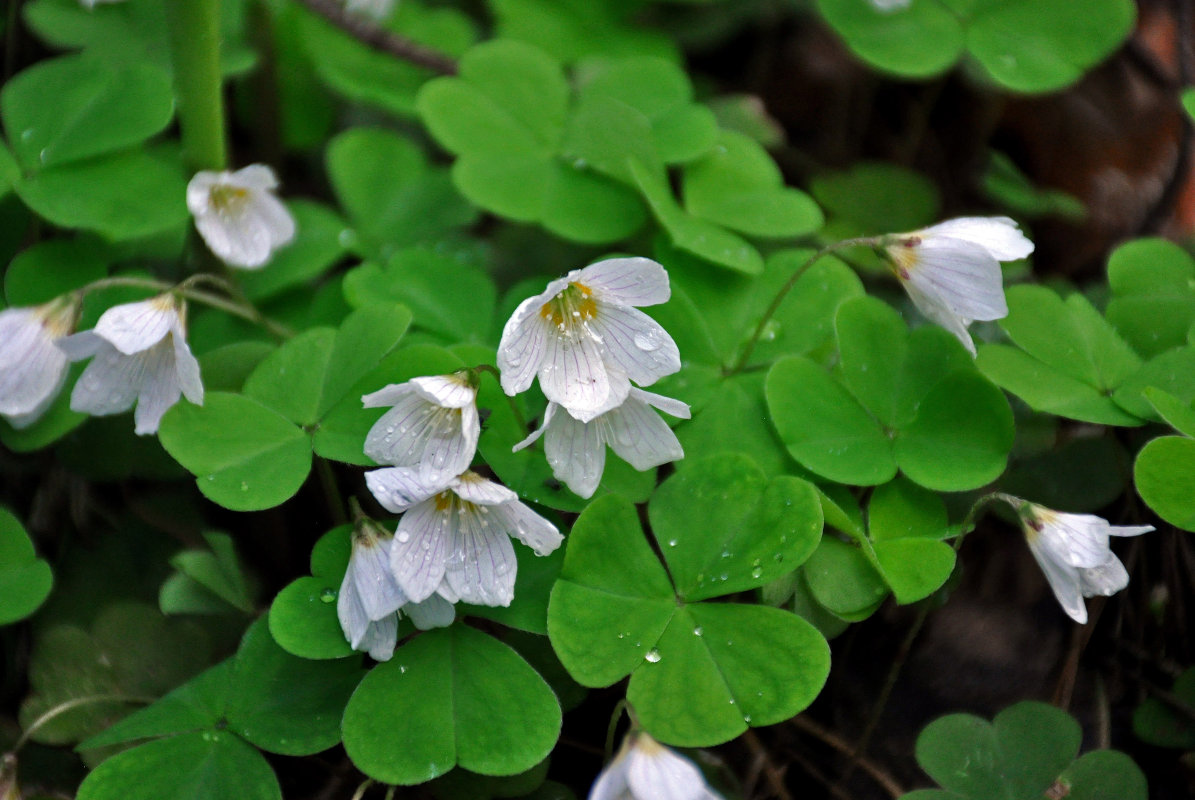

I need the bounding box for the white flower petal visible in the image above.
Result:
[234,164,281,192]
[188,165,296,269]
[538,331,619,422]
[172,332,204,405]
[487,500,562,557]
[0,308,70,418]
[512,411,550,453]
[636,388,693,421]
[337,568,372,650]
[589,749,632,800]
[404,593,456,630]
[442,506,517,607]
[390,497,453,602]
[1107,524,1155,538]
[587,304,681,389]
[1078,554,1130,598]
[1033,510,1115,568]
[451,471,518,506]
[1026,533,1087,624]
[903,238,1008,321]
[365,466,440,513]
[544,407,606,499]
[902,278,978,356]
[57,330,106,362]
[921,216,1034,261]
[576,257,671,307]
[133,338,184,435]
[409,374,476,409]
[94,297,176,355]
[498,295,552,397]
[349,535,407,621]
[69,341,143,417]
[605,394,686,472]
[360,614,398,661]
[625,735,723,800]
[362,383,415,408]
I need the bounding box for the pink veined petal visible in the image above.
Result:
[1037,511,1114,568]
[404,594,456,630]
[172,331,204,405]
[0,311,69,417]
[604,395,685,472]
[903,238,1008,321]
[921,216,1034,261]
[359,615,398,661]
[543,407,606,499]
[134,338,184,435]
[538,328,616,421]
[901,279,977,356]
[70,342,144,417]
[409,375,476,409]
[416,406,478,487]
[349,536,407,620]
[365,466,440,513]
[1026,536,1087,624]
[1078,553,1130,598]
[488,500,562,557]
[576,257,671,307]
[390,498,453,603]
[498,295,552,397]
[364,392,443,465]
[442,506,517,607]
[94,298,176,355]
[451,471,518,506]
[587,303,681,389]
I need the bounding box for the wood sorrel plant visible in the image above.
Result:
[0,0,1176,798]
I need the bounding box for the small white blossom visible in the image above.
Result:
[365,469,562,607]
[337,519,456,660]
[498,257,680,422]
[1009,498,1153,625]
[883,216,1033,356]
[514,388,690,499]
[362,373,479,486]
[59,295,203,435]
[186,165,296,270]
[0,299,76,429]
[590,732,723,800]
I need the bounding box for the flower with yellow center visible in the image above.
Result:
[186,165,296,269]
[59,294,203,435]
[365,469,562,606]
[882,216,1032,355]
[0,297,77,429]
[589,731,723,800]
[498,257,680,422]
[1004,496,1153,624]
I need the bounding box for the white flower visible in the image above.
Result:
[0,299,76,429]
[362,373,479,486]
[186,165,296,270]
[498,257,680,422]
[590,732,723,800]
[1011,499,1153,625]
[337,519,456,660]
[883,216,1033,356]
[59,295,204,435]
[365,469,562,607]
[514,388,690,499]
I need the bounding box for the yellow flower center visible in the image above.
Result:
[210,184,251,215]
[887,236,922,281]
[539,282,598,333]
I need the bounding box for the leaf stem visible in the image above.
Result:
[294,0,458,75]
[729,237,878,374]
[14,693,155,752]
[164,0,228,171]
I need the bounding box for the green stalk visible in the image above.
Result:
[164,0,228,172]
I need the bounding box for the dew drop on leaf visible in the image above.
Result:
[644,649,661,663]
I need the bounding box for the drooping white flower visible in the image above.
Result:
[59,294,203,435]
[1007,497,1153,625]
[362,372,479,486]
[186,165,296,270]
[337,519,457,660]
[498,257,680,422]
[0,299,76,429]
[590,732,723,800]
[514,388,690,499]
[365,469,562,607]
[883,216,1033,356]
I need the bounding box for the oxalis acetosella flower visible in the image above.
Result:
[589,731,723,800]
[362,372,479,487]
[514,388,690,499]
[0,298,78,429]
[498,257,680,422]
[187,165,296,270]
[364,468,562,607]
[59,294,203,436]
[880,216,1033,356]
[338,516,455,661]
[1001,495,1154,625]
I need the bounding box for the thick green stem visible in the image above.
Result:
[165,0,227,171]
[729,237,878,375]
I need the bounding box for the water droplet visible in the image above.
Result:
[668,538,678,547]
[319,588,336,603]
[338,229,359,248]
[20,129,34,141]
[633,332,660,351]
[743,714,752,723]
[397,531,411,543]
[693,626,704,636]
[760,320,781,342]
[751,566,763,578]
[400,665,407,673]
[644,649,661,663]
[240,481,249,491]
